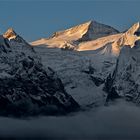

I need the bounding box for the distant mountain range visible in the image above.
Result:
[0,20,140,117]
[31,20,140,55]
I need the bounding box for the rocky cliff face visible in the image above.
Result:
[0,30,79,117]
[104,40,140,103]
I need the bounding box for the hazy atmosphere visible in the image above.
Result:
[1,100,140,139]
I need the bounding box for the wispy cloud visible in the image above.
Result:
[0,100,140,139]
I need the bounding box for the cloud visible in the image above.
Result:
[0,100,140,140]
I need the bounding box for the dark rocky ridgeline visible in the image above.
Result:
[104,40,140,104]
[0,33,79,117]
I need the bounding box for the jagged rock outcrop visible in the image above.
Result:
[3,28,28,46]
[104,40,140,103]
[3,28,17,40]
[0,30,79,117]
[112,22,140,49]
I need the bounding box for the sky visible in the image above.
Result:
[0,0,140,41]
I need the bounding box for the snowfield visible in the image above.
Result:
[33,20,140,107]
[34,46,110,106]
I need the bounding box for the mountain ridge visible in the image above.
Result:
[0,20,140,115]
[33,20,140,107]
[0,31,79,117]
[105,41,140,103]
[31,20,119,48]
[3,28,17,40]
[31,20,140,56]
[78,22,140,56]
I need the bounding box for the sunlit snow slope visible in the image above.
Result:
[32,20,119,50]
[32,21,140,54]
[33,20,140,106]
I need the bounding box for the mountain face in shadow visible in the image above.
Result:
[0,29,79,117]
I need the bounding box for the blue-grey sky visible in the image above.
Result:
[0,0,140,41]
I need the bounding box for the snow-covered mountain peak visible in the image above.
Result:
[50,20,93,39]
[77,22,140,57]
[3,28,29,48]
[31,20,119,48]
[112,22,140,50]
[31,21,140,58]
[126,22,140,35]
[50,20,119,41]
[0,30,79,116]
[3,28,17,40]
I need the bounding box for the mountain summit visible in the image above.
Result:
[78,22,140,54]
[32,21,140,53]
[51,20,119,41]
[31,20,119,48]
[112,22,140,49]
[3,28,17,40]
[126,22,140,35]
[3,28,29,47]
[0,31,79,117]
[78,20,119,41]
